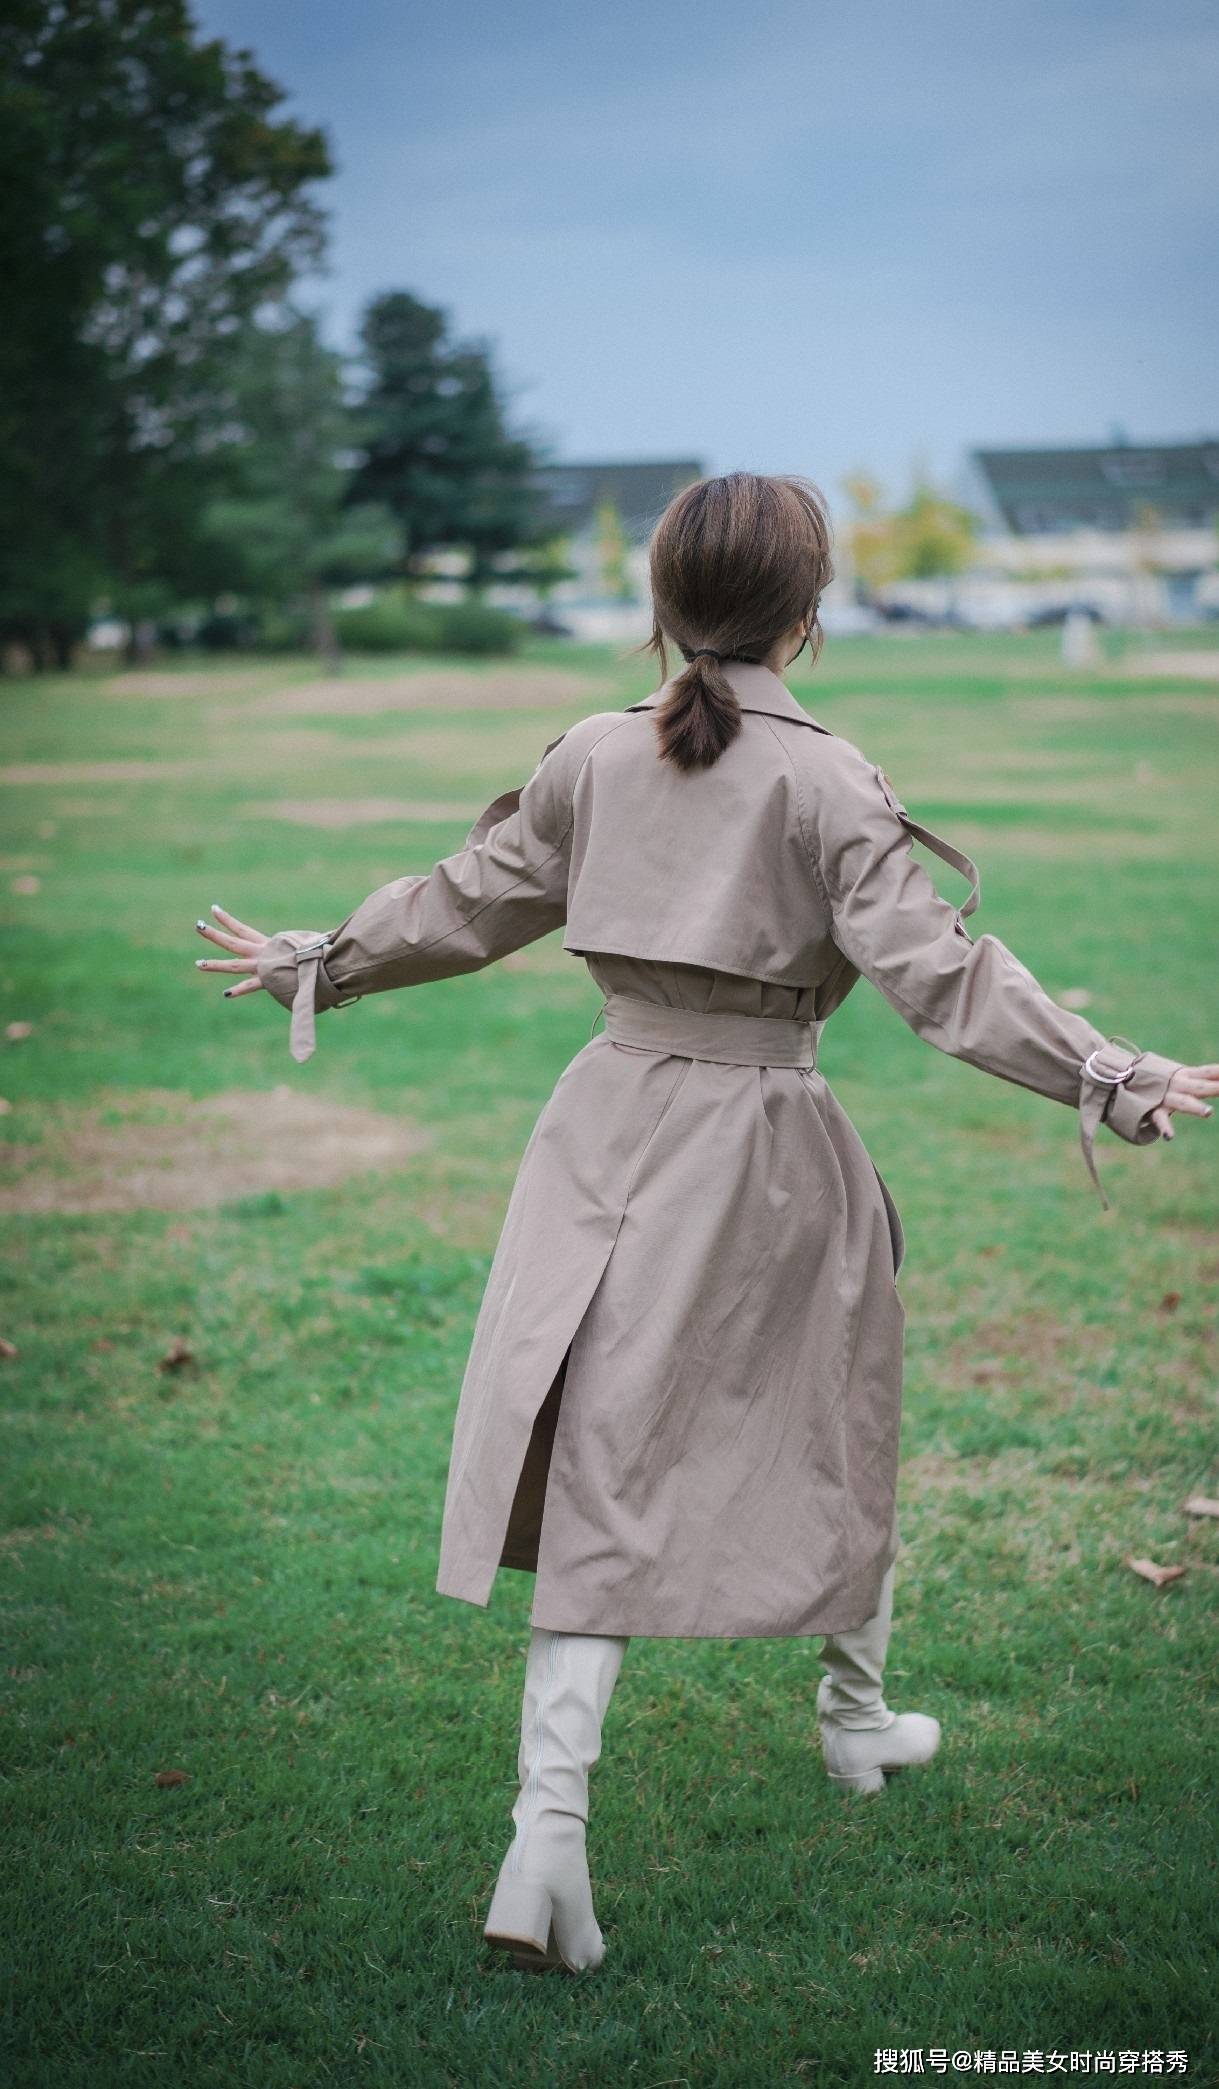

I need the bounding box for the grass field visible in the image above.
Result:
[1,630,1217,2087]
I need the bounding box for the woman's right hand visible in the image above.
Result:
[1150,1064,1219,1139]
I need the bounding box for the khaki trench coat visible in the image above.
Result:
[256,660,1184,1638]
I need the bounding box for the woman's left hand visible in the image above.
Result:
[193,904,269,999]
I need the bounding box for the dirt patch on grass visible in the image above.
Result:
[891,778,1145,807]
[917,820,1173,861]
[0,733,342,791]
[238,668,602,719]
[40,798,126,819]
[105,669,289,698]
[240,797,481,828]
[346,720,585,777]
[943,1307,1109,1380]
[1009,692,1219,723]
[0,1086,429,1213]
[1123,651,1219,682]
[0,759,205,786]
[0,1521,70,1557]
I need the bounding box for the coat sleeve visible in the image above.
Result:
[254,729,575,1064]
[807,747,1185,1208]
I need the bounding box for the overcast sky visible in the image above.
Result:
[194,0,1218,506]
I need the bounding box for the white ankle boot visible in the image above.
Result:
[816,1556,941,1794]
[484,1627,628,1973]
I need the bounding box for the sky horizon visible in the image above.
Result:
[194,0,1218,510]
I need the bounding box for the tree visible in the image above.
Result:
[0,0,331,661]
[840,470,979,594]
[839,472,901,596]
[893,480,979,579]
[197,311,397,664]
[1127,501,1168,631]
[346,291,546,587]
[513,536,579,610]
[595,499,634,600]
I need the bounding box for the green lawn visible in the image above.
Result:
[2,632,1217,2087]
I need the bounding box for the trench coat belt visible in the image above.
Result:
[600,993,818,1068]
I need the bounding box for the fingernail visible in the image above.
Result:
[212,903,223,914]
[195,919,207,931]
[195,959,208,968]
[223,987,234,998]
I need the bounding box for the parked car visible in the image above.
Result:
[873,601,973,631]
[525,611,576,638]
[873,601,939,626]
[1025,602,1107,628]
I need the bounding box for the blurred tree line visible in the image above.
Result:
[0,0,564,668]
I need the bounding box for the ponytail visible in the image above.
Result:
[651,643,743,772]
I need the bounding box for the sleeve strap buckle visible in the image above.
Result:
[1078,1036,1145,1210]
[1081,1044,1138,1086]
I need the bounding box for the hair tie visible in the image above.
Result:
[691,648,723,662]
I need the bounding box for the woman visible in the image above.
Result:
[194,472,1217,1977]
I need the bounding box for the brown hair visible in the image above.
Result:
[640,471,834,771]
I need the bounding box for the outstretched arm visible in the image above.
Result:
[808,747,1213,1205]
[194,729,576,1062]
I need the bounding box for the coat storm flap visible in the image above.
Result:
[256,660,1183,1638]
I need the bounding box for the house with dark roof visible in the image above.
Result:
[529,459,705,544]
[476,458,704,638]
[873,438,1219,627]
[409,457,706,639]
[969,440,1219,536]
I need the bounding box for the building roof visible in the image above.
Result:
[971,440,1219,535]
[529,459,704,543]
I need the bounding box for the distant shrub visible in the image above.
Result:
[252,608,313,653]
[333,596,445,652]
[333,592,526,656]
[431,599,525,655]
[197,611,260,651]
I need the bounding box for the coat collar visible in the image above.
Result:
[626,657,833,733]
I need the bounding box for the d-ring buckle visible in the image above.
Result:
[1081,1046,1137,1086]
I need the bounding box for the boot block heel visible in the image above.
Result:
[484,1871,556,1965]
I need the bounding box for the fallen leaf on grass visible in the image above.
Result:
[1183,1495,1219,1519]
[154,1769,189,1788]
[0,1337,17,1359]
[10,875,41,896]
[158,1337,195,1373]
[0,1098,12,1114]
[5,1022,33,1042]
[1059,987,1093,1010]
[1126,1556,1188,1588]
[1158,1291,1182,1313]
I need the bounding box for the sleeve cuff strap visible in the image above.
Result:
[1077,1037,1182,1209]
[254,930,361,1063]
